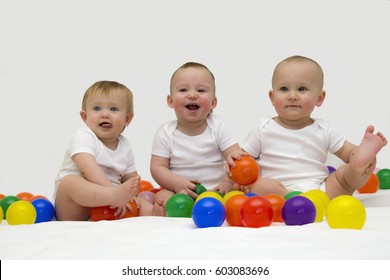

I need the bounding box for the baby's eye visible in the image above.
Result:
[298,87,308,92]
[93,106,101,111]
[110,107,119,112]
[179,88,188,92]
[198,89,206,93]
[279,86,288,92]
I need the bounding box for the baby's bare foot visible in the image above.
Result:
[352,126,388,171]
[152,200,165,216]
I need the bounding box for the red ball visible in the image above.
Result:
[90,206,119,221]
[240,196,273,228]
[264,194,286,223]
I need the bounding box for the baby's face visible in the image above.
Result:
[168,67,216,127]
[269,61,325,128]
[81,92,131,147]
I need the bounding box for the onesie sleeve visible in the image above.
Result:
[68,127,98,158]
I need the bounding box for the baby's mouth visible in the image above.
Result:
[186,103,200,110]
[100,122,112,128]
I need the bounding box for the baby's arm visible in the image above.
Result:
[150,155,198,197]
[333,140,358,163]
[73,153,112,187]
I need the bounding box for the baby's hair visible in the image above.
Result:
[82,81,134,114]
[170,62,216,94]
[272,55,324,88]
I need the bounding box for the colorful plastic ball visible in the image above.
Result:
[327,165,336,174]
[139,180,155,192]
[138,191,155,204]
[0,193,5,200]
[326,195,366,229]
[245,192,258,197]
[240,196,273,228]
[28,195,48,202]
[300,192,325,222]
[16,192,34,201]
[0,195,20,219]
[149,188,161,194]
[194,184,207,196]
[166,193,194,218]
[228,155,260,186]
[376,168,390,190]
[6,200,37,225]
[90,206,119,221]
[123,201,139,218]
[222,190,244,204]
[303,189,330,209]
[264,194,286,223]
[282,196,316,226]
[195,191,223,203]
[192,197,226,228]
[284,191,302,200]
[225,194,248,226]
[0,207,3,223]
[358,173,379,194]
[31,198,55,223]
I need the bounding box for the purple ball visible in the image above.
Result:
[327,165,336,174]
[282,196,316,225]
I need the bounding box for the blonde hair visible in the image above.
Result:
[82,81,134,114]
[272,55,324,89]
[170,62,216,94]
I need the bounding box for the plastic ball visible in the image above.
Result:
[0,207,3,223]
[326,195,366,229]
[225,194,248,226]
[166,193,194,218]
[192,197,226,228]
[16,192,34,201]
[194,184,207,196]
[28,195,48,202]
[284,191,302,200]
[31,198,55,223]
[138,191,155,204]
[376,168,390,190]
[282,196,316,226]
[195,191,223,203]
[228,155,260,186]
[0,195,20,219]
[300,192,325,222]
[222,190,244,204]
[245,192,258,197]
[303,189,330,209]
[123,201,139,218]
[139,180,155,192]
[264,194,286,223]
[6,200,37,225]
[358,173,379,194]
[0,193,5,200]
[90,206,119,221]
[149,188,161,194]
[240,196,273,228]
[327,165,336,174]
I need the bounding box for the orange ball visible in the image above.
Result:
[16,192,34,201]
[264,194,286,223]
[228,156,260,186]
[139,180,155,192]
[90,206,118,221]
[225,194,248,226]
[0,193,5,200]
[123,201,139,218]
[358,173,379,194]
[28,195,48,202]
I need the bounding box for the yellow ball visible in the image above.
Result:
[6,201,37,225]
[301,192,325,222]
[0,207,3,223]
[196,191,223,203]
[222,190,245,204]
[304,189,330,209]
[326,195,366,230]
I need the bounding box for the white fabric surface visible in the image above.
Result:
[1,191,390,260]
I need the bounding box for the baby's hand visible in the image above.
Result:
[212,180,234,195]
[174,179,199,199]
[114,205,127,218]
[226,150,249,175]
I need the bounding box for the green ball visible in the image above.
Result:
[195,184,207,196]
[377,168,390,190]
[284,191,302,200]
[0,195,20,219]
[166,193,194,218]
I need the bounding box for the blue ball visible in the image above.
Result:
[282,196,316,226]
[192,197,226,228]
[31,198,54,223]
[245,192,258,197]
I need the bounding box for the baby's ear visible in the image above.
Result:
[80,110,87,123]
[167,94,174,108]
[316,90,326,107]
[125,112,134,126]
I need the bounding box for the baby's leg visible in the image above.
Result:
[326,126,387,199]
[137,196,165,216]
[54,175,136,221]
[250,178,289,197]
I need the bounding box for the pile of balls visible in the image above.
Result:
[0,192,54,225]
